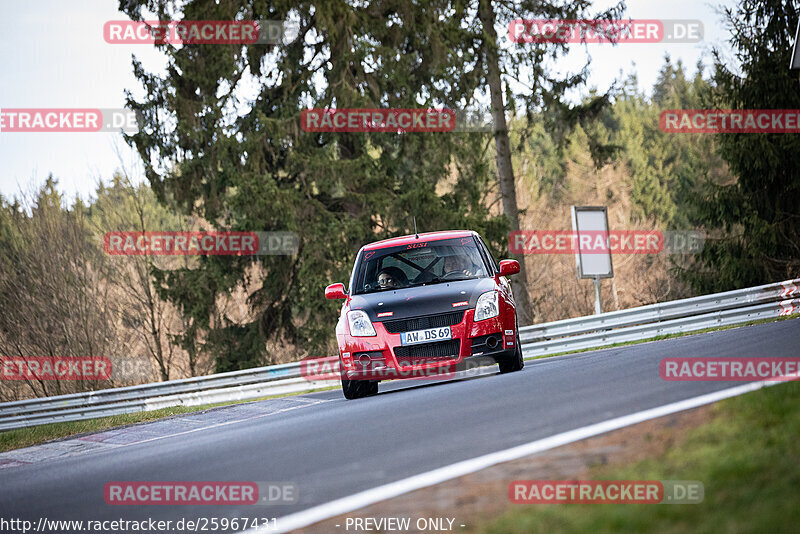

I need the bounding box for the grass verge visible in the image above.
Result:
[473,379,800,534]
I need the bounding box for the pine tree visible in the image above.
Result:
[683,0,800,291]
[122,1,502,370]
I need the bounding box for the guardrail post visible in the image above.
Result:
[593,276,603,315]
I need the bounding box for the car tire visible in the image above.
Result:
[498,335,524,373]
[341,378,379,399]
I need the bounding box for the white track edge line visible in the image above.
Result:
[244,380,779,534]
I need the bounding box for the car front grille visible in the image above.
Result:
[394,340,460,366]
[381,311,464,334]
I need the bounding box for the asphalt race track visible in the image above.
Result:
[1,319,798,532]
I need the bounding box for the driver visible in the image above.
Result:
[442,254,474,277]
[377,267,407,289]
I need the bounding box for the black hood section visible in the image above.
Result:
[349,278,495,322]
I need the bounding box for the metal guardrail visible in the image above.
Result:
[0,377,334,430]
[520,297,799,358]
[1,279,798,432]
[0,361,304,418]
[519,278,799,342]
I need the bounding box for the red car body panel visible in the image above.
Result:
[362,230,474,251]
[330,230,519,382]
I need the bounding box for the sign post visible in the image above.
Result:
[571,206,613,315]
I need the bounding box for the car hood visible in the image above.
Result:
[348,277,496,322]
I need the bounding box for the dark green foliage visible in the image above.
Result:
[122,1,503,370]
[532,58,719,230]
[682,0,800,291]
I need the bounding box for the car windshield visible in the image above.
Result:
[353,236,489,294]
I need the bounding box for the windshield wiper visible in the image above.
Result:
[409,276,446,287]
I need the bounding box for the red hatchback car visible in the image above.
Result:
[325,230,524,399]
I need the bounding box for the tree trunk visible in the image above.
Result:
[478,0,534,324]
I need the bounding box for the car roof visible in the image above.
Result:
[362,230,475,251]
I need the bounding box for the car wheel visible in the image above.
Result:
[341,378,379,399]
[498,335,524,373]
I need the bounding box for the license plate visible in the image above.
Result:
[400,326,452,346]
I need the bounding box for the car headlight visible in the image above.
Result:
[474,291,499,321]
[347,310,377,336]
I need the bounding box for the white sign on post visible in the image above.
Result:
[571,206,613,314]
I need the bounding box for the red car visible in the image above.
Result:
[325,230,524,399]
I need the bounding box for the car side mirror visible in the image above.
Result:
[325,283,347,300]
[498,259,520,277]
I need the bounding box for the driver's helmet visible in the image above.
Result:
[377,266,408,289]
[443,253,472,273]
